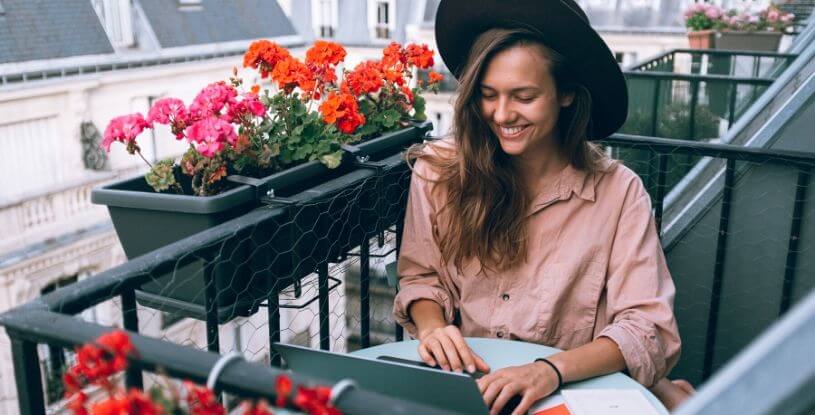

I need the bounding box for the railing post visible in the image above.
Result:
[650,79,661,137]
[121,288,143,390]
[318,262,330,350]
[203,258,220,353]
[704,158,736,379]
[10,335,45,415]
[654,153,668,239]
[780,169,810,315]
[728,82,738,128]
[360,236,371,349]
[689,79,699,141]
[268,280,281,367]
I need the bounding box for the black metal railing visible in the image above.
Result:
[600,134,815,382]
[1,135,814,414]
[617,49,799,207]
[623,49,796,141]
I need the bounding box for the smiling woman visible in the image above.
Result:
[392,1,694,414]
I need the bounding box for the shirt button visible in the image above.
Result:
[497,331,504,338]
[502,294,510,301]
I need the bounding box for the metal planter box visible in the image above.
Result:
[91,122,431,323]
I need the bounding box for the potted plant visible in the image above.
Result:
[92,40,441,322]
[684,3,794,52]
[62,330,341,415]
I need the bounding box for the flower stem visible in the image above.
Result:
[136,150,154,169]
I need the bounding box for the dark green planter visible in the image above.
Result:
[91,122,431,323]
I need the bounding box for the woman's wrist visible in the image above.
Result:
[534,358,564,390]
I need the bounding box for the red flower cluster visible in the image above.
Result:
[341,61,384,96]
[64,330,134,395]
[88,389,163,415]
[428,71,445,85]
[243,40,292,78]
[185,381,225,415]
[293,385,340,415]
[274,375,341,415]
[62,332,345,415]
[244,40,348,100]
[319,92,366,134]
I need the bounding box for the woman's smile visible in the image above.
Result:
[497,124,531,140]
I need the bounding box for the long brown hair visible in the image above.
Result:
[408,27,606,273]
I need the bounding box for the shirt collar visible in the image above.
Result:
[529,157,616,215]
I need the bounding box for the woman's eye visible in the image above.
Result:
[516,96,536,102]
[481,93,496,100]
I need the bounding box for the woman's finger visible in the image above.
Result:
[482,377,510,409]
[438,335,464,372]
[510,392,536,415]
[417,342,436,366]
[473,350,491,373]
[490,383,522,415]
[426,337,450,370]
[449,334,478,373]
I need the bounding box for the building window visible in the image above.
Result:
[311,0,338,39]
[368,0,395,41]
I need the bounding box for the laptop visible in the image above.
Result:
[273,342,498,414]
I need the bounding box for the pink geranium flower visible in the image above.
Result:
[189,82,239,121]
[184,117,237,158]
[226,93,266,123]
[147,98,189,139]
[103,113,150,151]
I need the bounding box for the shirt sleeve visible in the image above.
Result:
[392,159,456,338]
[596,175,682,387]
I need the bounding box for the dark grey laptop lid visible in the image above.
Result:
[273,343,489,415]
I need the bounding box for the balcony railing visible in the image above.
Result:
[0,133,814,414]
[614,48,799,206]
[623,49,796,140]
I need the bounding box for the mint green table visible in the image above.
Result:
[352,337,669,414]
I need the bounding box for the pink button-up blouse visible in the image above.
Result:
[392,141,681,387]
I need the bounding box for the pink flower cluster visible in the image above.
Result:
[684,3,795,33]
[184,116,238,158]
[684,2,724,20]
[103,81,268,159]
[102,114,150,151]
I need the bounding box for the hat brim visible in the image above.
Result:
[435,0,628,140]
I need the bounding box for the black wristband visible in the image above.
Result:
[534,358,563,390]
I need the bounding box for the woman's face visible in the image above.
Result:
[479,44,573,160]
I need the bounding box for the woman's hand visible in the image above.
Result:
[417,325,491,374]
[476,361,559,415]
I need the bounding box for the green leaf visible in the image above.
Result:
[382,109,401,128]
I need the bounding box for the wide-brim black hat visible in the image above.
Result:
[435,0,628,140]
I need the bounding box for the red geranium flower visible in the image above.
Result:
[319,92,366,134]
[306,40,347,68]
[185,381,225,415]
[342,61,384,96]
[405,43,435,69]
[275,375,293,408]
[244,40,292,78]
[428,71,444,85]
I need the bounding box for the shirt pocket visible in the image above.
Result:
[534,260,606,347]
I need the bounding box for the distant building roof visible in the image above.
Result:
[0,0,114,64]
[137,0,297,48]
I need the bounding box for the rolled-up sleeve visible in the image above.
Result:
[392,159,456,338]
[596,176,681,387]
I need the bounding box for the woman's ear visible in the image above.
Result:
[559,91,575,108]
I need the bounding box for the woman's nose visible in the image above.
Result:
[492,98,515,124]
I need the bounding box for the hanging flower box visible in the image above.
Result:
[92,40,443,322]
[684,3,793,52]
